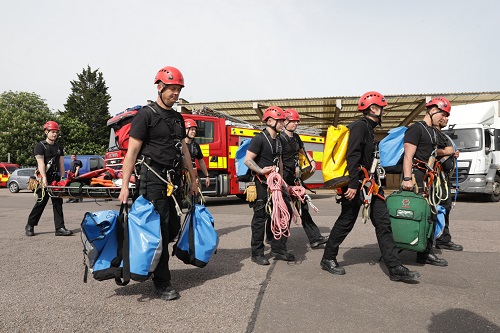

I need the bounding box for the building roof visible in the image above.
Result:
[178,91,500,135]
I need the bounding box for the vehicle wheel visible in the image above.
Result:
[489,175,500,202]
[8,182,19,193]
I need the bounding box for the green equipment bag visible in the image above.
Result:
[386,191,433,252]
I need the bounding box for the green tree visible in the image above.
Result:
[0,91,51,166]
[56,113,107,155]
[63,65,112,152]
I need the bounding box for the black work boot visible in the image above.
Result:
[320,258,346,275]
[436,241,463,251]
[251,255,270,266]
[388,265,420,282]
[25,225,34,237]
[154,282,180,301]
[270,250,295,261]
[310,235,328,249]
[416,253,448,267]
[55,227,73,236]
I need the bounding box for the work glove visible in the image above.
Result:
[244,183,257,202]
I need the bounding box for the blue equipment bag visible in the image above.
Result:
[173,201,219,268]
[81,209,120,282]
[81,195,162,285]
[434,205,446,240]
[235,138,252,182]
[380,126,407,173]
[127,195,162,282]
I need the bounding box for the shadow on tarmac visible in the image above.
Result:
[112,247,249,300]
[428,308,500,333]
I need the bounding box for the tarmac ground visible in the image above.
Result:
[0,188,499,333]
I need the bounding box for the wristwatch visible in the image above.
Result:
[403,176,412,181]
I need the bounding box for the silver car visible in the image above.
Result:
[7,168,36,193]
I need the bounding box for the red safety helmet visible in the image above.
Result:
[284,109,300,122]
[358,91,387,111]
[154,66,185,87]
[43,121,60,132]
[184,118,197,129]
[262,106,286,122]
[426,97,451,115]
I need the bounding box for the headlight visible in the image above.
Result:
[470,177,485,183]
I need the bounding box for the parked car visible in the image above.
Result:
[0,162,20,187]
[7,168,36,193]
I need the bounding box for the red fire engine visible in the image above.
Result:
[104,105,325,197]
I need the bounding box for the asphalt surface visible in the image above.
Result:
[0,188,499,333]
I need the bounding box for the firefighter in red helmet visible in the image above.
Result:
[244,106,296,265]
[25,121,73,237]
[431,98,463,252]
[321,92,420,282]
[279,109,328,248]
[184,118,210,188]
[402,97,456,265]
[118,66,198,301]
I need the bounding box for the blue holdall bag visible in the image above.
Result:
[173,199,219,268]
[379,126,407,174]
[126,195,162,282]
[81,209,120,282]
[81,195,162,285]
[235,138,252,182]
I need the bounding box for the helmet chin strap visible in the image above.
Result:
[367,112,383,127]
[284,121,295,132]
[427,110,441,127]
[267,119,279,133]
[158,85,174,109]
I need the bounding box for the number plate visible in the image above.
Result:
[451,188,456,194]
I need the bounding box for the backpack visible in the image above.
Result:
[298,151,314,181]
[322,125,350,188]
[386,190,433,252]
[379,126,407,174]
[173,203,219,268]
[81,195,162,285]
[235,138,252,182]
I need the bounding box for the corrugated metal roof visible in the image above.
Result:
[178,92,500,135]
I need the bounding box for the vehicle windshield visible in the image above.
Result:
[444,128,482,152]
[6,166,18,173]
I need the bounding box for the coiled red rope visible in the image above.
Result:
[267,171,291,240]
[266,171,302,240]
[288,185,306,225]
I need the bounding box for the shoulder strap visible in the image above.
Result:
[146,104,158,114]
[114,203,130,286]
[351,118,375,144]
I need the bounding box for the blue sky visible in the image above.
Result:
[1,0,499,115]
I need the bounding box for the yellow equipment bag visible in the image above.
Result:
[298,152,314,181]
[322,125,350,188]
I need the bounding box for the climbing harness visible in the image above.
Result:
[412,157,448,214]
[137,157,183,217]
[359,144,386,223]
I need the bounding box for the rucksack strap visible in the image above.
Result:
[114,203,131,286]
[188,198,196,264]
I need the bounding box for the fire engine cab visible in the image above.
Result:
[105,105,325,197]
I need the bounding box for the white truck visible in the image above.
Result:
[444,100,500,202]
